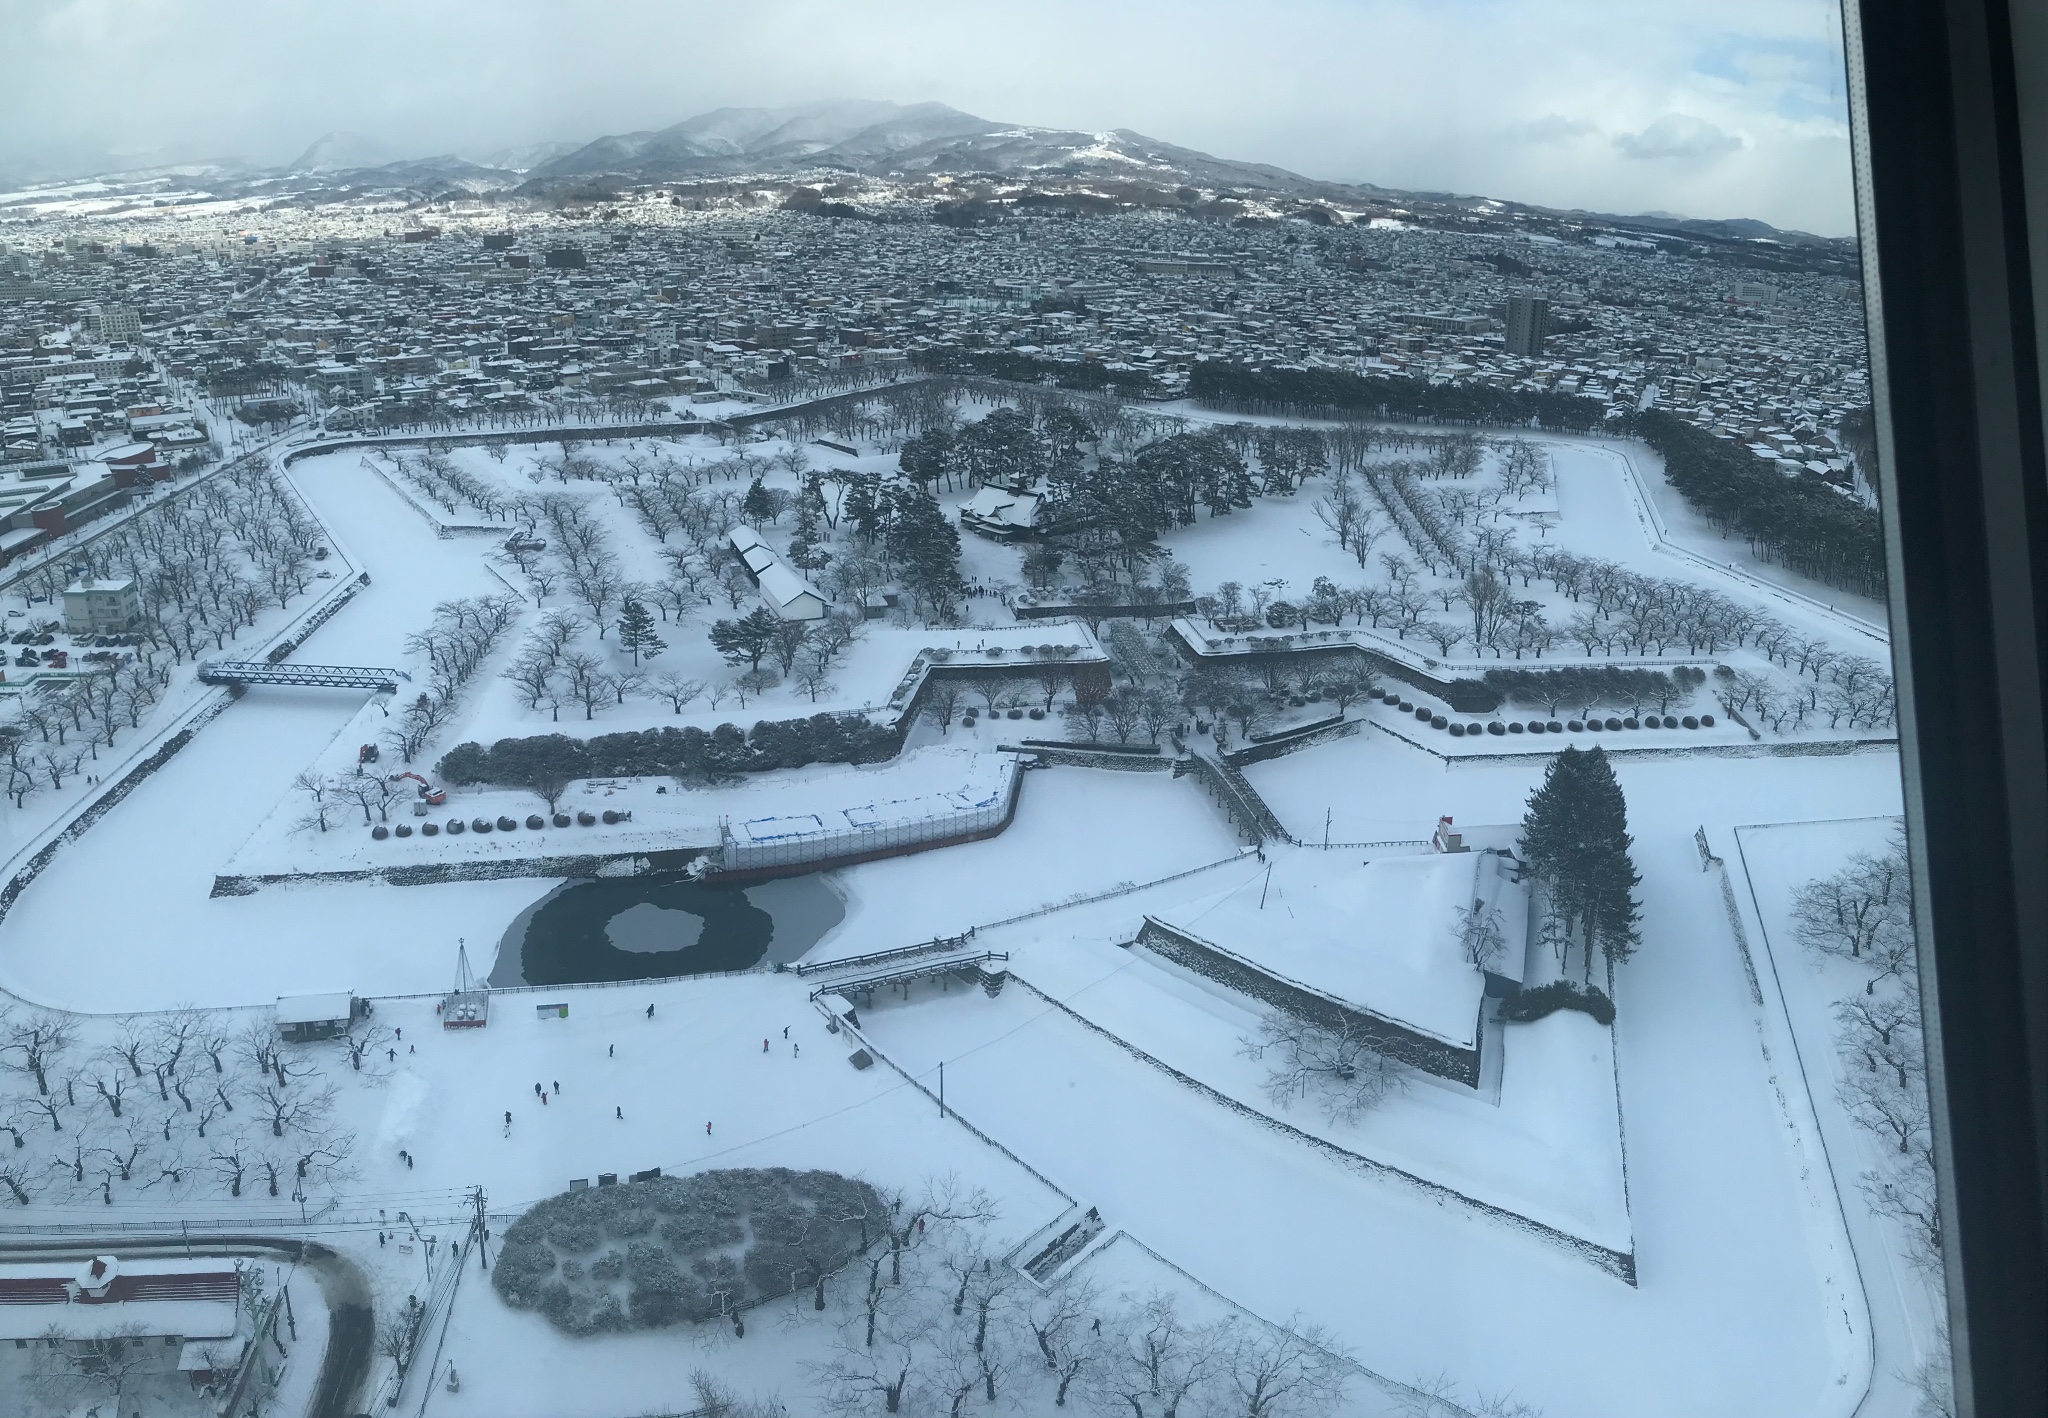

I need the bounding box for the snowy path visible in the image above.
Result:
[0,454,546,1011]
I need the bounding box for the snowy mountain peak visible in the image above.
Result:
[288,131,400,174]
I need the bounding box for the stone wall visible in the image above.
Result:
[1134,917,1482,1086]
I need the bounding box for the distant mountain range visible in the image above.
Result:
[1,99,1843,250]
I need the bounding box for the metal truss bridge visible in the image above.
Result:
[199,661,402,692]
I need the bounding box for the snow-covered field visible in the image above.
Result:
[0,405,1935,1417]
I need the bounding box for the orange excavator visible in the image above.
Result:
[391,771,448,806]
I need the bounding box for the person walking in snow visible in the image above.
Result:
[705,1121,712,1135]
[616,1106,623,1120]
[782,1026,789,1040]
[762,1038,769,1053]
[646,1003,655,1019]
[793,1043,800,1058]
[502,1111,512,1137]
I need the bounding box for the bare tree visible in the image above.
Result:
[561,651,608,720]
[1086,1293,1215,1418]
[207,1130,255,1197]
[1211,1316,1350,1418]
[1455,902,1509,973]
[1239,1012,1409,1126]
[1027,1277,1102,1407]
[250,1078,337,1140]
[0,1009,75,1095]
[651,672,707,714]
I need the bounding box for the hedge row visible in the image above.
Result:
[437,713,898,789]
[1498,979,1616,1026]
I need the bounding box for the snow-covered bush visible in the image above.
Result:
[1498,980,1615,1026]
[493,1167,886,1333]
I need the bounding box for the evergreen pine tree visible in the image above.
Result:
[742,477,775,525]
[884,484,966,621]
[617,599,666,666]
[1520,745,1640,984]
[842,474,885,545]
[786,499,831,572]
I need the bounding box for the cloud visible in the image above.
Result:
[1520,114,1599,146]
[1613,113,1745,162]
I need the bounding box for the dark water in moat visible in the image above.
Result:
[490,873,846,987]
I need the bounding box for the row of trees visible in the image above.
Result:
[3,457,331,814]
[436,713,901,796]
[1792,837,1939,1274]
[385,593,522,760]
[1636,408,1885,598]
[0,1004,359,1208]
[17,454,325,660]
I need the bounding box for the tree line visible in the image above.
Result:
[1189,361,1885,600]
[436,713,900,798]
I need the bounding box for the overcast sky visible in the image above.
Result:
[2,0,1856,234]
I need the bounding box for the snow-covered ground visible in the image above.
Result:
[0,403,1935,1416]
[1734,817,1946,1418]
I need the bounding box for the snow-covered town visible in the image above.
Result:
[0,40,1947,1418]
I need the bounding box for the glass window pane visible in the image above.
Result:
[0,4,1958,1416]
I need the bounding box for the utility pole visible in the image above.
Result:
[469,1186,491,1271]
[938,1061,945,1119]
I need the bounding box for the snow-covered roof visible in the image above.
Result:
[0,1257,240,1342]
[1151,849,1519,1048]
[728,523,826,619]
[960,485,1042,528]
[274,990,355,1025]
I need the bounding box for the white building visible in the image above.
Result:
[61,577,140,635]
[0,1255,242,1381]
[93,302,142,344]
[727,525,827,621]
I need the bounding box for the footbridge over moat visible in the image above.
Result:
[198,660,403,693]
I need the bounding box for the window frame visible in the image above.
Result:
[1849,1,2048,1412]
